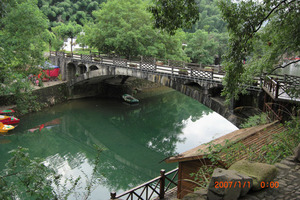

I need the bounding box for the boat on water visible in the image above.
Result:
[0,122,15,133]
[122,94,139,104]
[0,109,15,116]
[0,115,20,125]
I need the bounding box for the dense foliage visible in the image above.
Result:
[148,0,199,35]
[0,0,50,113]
[82,0,188,60]
[219,0,300,101]
[37,0,106,27]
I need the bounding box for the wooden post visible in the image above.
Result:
[159,169,165,199]
[275,81,279,99]
[269,77,273,92]
[110,192,116,199]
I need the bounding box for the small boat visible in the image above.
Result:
[0,115,20,125]
[122,94,139,104]
[0,122,15,133]
[0,109,15,116]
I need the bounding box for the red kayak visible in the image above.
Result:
[0,115,20,125]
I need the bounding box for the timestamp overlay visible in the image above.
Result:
[214,181,252,189]
[214,181,280,189]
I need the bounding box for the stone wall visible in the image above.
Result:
[0,82,69,113]
[32,82,69,107]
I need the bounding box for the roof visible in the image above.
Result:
[39,61,59,69]
[165,121,285,163]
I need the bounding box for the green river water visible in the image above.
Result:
[0,88,238,199]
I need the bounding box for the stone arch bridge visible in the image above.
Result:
[49,52,262,125]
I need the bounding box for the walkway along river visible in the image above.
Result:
[0,88,238,199]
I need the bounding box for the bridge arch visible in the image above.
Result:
[184,82,203,90]
[89,65,99,71]
[78,64,87,74]
[67,63,76,81]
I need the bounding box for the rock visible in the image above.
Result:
[207,168,253,200]
[182,191,207,200]
[229,160,277,191]
[293,143,300,162]
[274,163,291,170]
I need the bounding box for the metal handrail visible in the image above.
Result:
[110,168,178,200]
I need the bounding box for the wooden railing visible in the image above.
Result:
[264,103,282,122]
[110,168,178,200]
[263,75,300,100]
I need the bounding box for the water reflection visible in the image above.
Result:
[0,90,238,199]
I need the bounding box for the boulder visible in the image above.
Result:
[207,168,253,200]
[229,160,277,191]
[182,188,207,200]
[293,143,300,162]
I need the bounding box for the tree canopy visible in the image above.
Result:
[83,0,188,60]
[148,0,199,35]
[0,0,50,113]
[37,0,106,27]
[52,21,82,52]
[219,0,300,101]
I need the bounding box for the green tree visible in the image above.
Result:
[84,0,187,60]
[148,0,199,35]
[194,0,227,33]
[0,0,50,104]
[52,21,82,53]
[184,30,228,64]
[37,0,105,27]
[219,0,300,101]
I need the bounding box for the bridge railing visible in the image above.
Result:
[49,51,224,81]
[110,168,178,200]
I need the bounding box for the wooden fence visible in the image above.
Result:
[110,168,178,200]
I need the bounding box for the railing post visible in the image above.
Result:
[269,77,273,92]
[159,169,165,199]
[275,81,279,99]
[110,192,116,199]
